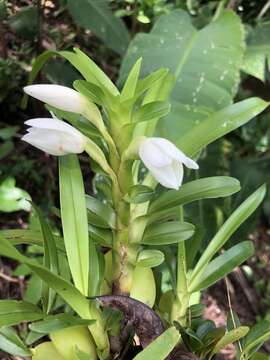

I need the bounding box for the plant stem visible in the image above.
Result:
[172,207,189,325]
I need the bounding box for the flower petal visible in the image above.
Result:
[146,162,183,190]
[151,137,199,169]
[24,84,84,113]
[22,131,68,156]
[139,139,172,168]
[25,118,84,139]
[22,128,85,155]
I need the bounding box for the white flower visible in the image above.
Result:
[24,84,85,113]
[139,137,199,190]
[22,115,87,156]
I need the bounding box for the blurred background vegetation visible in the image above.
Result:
[1,0,270,357]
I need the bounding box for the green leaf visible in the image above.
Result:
[0,300,43,327]
[0,237,91,318]
[71,48,119,96]
[142,221,195,245]
[133,101,171,123]
[190,241,254,292]
[88,225,112,247]
[121,10,244,110]
[242,321,270,357]
[21,50,56,108]
[30,314,95,334]
[189,304,206,318]
[22,48,119,108]
[73,80,105,105]
[242,23,270,81]
[127,185,155,204]
[210,326,249,358]
[121,57,142,102]
[189,185,266,289]
[59,155,90,296]
[34,205,59,313]
[120,10,245,141]
[137,249,165,268]
[133,327,180,360]
[149,176,240,214]
[86,195,116,229]
[177,98,269,157]
[67,0,130,55]
[23,274,43,306]
[0,229,65,253]
[250,353,270,360]
[0,177,31,212]
[196,321,216,340]
[0,327,31,357]
[135,68,170,98]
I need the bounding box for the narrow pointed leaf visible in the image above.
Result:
[30,314,94,334]
[133,327,180,360]
[142,221,194,245]
[0,237,90,318]
[121,57,142,102]
[133,101,171,123]
[85,195,116,229]
[73,80,105,105]
[0,229,64,252]
[178,98,269,157]
[242,321,270,356]
[59,155,89,296]
[34,205,59,313]
[190,241,254,292]
[149,176,240,214]
[0,300,43,327]
[190,185,266,288]
[210,327,249,358]
[0,327,31,357]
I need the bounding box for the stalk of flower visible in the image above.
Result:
[111,136,199,295]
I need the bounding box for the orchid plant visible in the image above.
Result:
[0,48,269,360]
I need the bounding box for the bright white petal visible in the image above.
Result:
[146,162,183,190]
[24,84,84,113]
[150,137,199,169]
[22,131,67,155]
[171,160,184,188]
[22,127,85,155]
[139,139,172,168]
[25,118,85,139]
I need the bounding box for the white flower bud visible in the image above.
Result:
[24,84,85,113]
[22,116,87,156]
[139,137,199,190]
